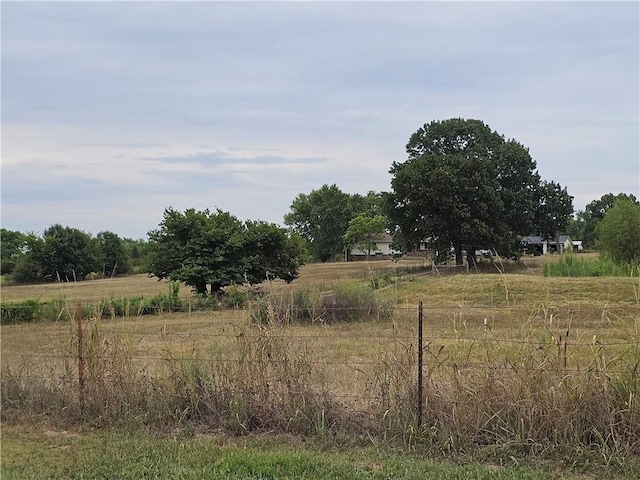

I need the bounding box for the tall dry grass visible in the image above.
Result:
[2,302,639,459]
[2,266,639,462]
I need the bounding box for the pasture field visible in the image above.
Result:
[2,256,639,478]
[0,258,431,304]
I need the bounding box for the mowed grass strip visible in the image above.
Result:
[0,260,425,304]
[0,423,616,480]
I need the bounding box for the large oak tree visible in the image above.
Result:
[386,118,573,264]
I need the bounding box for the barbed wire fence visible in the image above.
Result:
[2,299,639,435]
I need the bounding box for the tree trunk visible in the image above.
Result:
[210,282,224,295]
[195,281,208,295]
[455,247,463,266]
[467,248,477,269]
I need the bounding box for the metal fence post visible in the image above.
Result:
[417,300,423,429]
[76,303,85,414]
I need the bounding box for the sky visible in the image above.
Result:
[2,1,639,240]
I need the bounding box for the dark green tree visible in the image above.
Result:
[122,237,152,273]
[243,221,306,284]
[596,198,640,265]
[10,233,45,283]
[95,231,132,277]
[0,229,28,274]
[533,180,574,241]
[349,191,386,218]
[386,118,573,264]
[583,193,639,249]
[284,184,356,262]
[40,224,101,281]
[147,208,304,295]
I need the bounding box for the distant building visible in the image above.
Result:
[347,233,399,260]
[521,235,573,255]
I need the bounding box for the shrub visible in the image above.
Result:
[0,300,41,324]
[251,281,392,325]
[222,284,247,309]
[321,282,391,323]
[544,254,634,277]
[189,294,219,311]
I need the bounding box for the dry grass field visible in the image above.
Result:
[2,255,639,476]
[2,255,638,387]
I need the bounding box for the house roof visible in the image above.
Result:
[521,236,544,245]
[521,235,572,245]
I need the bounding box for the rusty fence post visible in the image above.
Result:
[76,303,85,414]
[417,300,423,429]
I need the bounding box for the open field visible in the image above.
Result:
[0,258,432,303]
[2,256,639,476]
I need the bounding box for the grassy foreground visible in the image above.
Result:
[2,422,631,479]
[2,256,639,477]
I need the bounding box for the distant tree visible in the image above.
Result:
[122,238,152,272]
[243,221,306,283]
[40,224,101,281]
[596,198,640,265]
[284,184,355,262]
[147,208,304,295]
[533,180,574,241]
[349,191,386,218]
[0,229,28,274]
[567,210,587,243]
[583,193,639,249]
[343,214,388,259]
[386,118,573,265]
[95,231,132,277]
[11,234,45,283]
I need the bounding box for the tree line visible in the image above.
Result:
[1,225,150,283]
[3,118,638,292]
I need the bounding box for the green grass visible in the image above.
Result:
[2,423,630,479]
[543,254,636,277]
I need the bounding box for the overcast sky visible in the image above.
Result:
[2,1,639,240]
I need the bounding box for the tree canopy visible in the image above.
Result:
[147,208,305,294]
[96,231,132,277]
[2,226,150,284]
[343,214,387,258]
[39,225,101,282]
[0,229,28,275]
[386,118,573,264]
[284,185,384,262]
[596,198,640,266]
[583,193,639,249]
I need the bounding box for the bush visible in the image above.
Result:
[321,282,391,323]
[0,300,41,324]
[222,284,248,309]
[251,281,392,325]
[189,294,219,311]
[544,254,635,277]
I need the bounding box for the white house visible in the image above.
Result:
[348,233,401,259]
